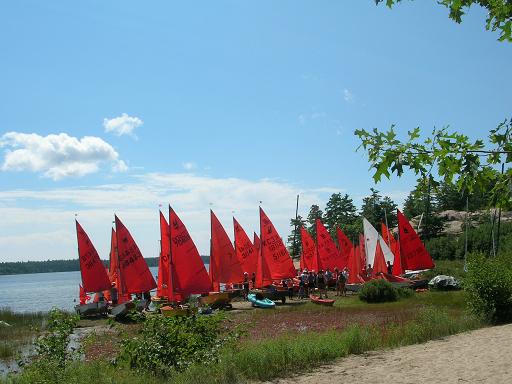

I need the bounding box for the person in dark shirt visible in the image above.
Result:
[243,272,250,299]
[387,261,393,275]
[316,270,327,298]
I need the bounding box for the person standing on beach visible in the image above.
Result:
[243,272,250,299]
[367,264,373,278]
[286,278,294,300]
[110,282,118,305]
[387,261,393,275]
[316,270,327,298]
[308,270,316,294]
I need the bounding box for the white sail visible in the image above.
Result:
[378,235,395,264]
[363,218,378,267]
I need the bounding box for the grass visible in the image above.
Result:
[0,308,46,360]
[2,289,484,384]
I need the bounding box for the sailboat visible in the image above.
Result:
[397,209,435,271]
[299,225,319,272]
[110,215,157,317]
[233,217,258,276]
[152,211,171,303]
[160,206,212,317]
[210,210,244,291]
[75,220,111,317]
[316,219,343,271]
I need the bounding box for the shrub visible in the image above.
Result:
[425,236,458,260]
[118,313,239,376]
[465,251,512,324]
[359,279,398,303]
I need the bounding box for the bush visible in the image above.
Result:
[118,313,239,376]
[425,236,458,260]
[359,279,398,303]
[464,252,512,324]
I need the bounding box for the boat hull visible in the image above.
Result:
[75,302,108,317]
[247,293,275,308]
[111,301,135,317]
[199,292,231,309]
[309,295,335,306]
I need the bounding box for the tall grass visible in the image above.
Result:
[0,308,46,360]
[2,305,482,384]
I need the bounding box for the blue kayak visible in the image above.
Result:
[247,293,276,308]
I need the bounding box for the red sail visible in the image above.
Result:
[336,227,353,270]
[259,207,296,279]
[157,212,170,297]
[233,218,258,276]
[169,206,212,297]
[254,230,271,287]
[315,219,341,271]
[253,232,261,253]
[347,246,362,284]
[115,216,157,294]
[108,228,129,304]
[398,210,435,271]
[210,210,244,290]
[255,235,272,288]
[76,220,111,293]
[373,241,387,275]
[381,223,403,275]
[300,226,319,272]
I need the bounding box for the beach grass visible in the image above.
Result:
[0,308,46,360]
[2,290,484,384]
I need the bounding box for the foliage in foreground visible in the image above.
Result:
[117,313,240,376]
[359,279,399,303]
[465,251,512,324]
[3,306,481,384]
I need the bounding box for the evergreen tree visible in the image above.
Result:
[307,204,324,238]
[287,215,306,259]
[324,193,357,236]
[360,188,398,229]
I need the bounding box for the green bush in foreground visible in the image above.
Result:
[117,313,240,376]
[465,252,512,324]
[359,279,398,303]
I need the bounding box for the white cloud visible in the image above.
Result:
[0,132,128,180]
[343,88,354,102]
[298,114,306,125]
[103,113,142,139]
[0,173,341,262]
[182,162,197,171]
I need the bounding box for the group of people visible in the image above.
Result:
[296,267,349,299]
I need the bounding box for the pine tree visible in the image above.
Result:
[287,215,306,259]
[307,204,323,238]
[324,193,357,236]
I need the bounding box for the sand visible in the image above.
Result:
[274,324,512,384]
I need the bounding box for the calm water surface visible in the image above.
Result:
[0,267,164,313]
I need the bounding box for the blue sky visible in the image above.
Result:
[0,1,510,262]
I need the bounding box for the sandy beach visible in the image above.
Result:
[274,324,512,384]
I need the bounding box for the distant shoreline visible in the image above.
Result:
[0,256,210,276]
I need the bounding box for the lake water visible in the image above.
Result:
[0,266,204,313]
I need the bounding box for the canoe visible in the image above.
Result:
[75,301,108,317]
[247,293,275,308]
[309,295,335,306]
